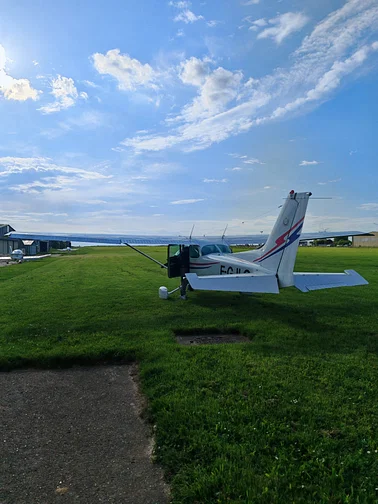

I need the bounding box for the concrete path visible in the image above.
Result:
[0,365,169,504]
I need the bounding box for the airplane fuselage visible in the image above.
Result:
[189,252,271,277]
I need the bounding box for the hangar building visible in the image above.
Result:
[0,224,18,255]
[353,232,378,247]
[0,224,70,255]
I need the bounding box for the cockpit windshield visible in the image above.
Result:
[201,244,232,256]
[217,244,232,254]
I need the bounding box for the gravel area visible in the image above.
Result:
[0,365,169,504]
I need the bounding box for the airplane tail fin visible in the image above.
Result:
[253,190,311,287]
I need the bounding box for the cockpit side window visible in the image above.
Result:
[201,244,219,256]
[217,244,232,254]
[189,245,200,258]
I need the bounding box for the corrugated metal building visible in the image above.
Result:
[0,224,70,255]
[0,224,18,255]
[353,232,378,247]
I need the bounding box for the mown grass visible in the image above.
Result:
[1,247,377,503]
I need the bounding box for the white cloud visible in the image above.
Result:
[358,203,378,211]
[82,80,100,88]
[122,1,378,152]
[248,18,268,31]
[296,0,377,59]
[92,49,157,91]
[169,1,191,8]
[170,0,204,23]
[179,57,210,86]
[203,178,227,183]
[0,157,111,182]
[207,20,222,28]
[174,9,204,23]
[176,57,244,123]
[0,44,41,101]
[38,75,85,114]
[170,198,205,204]
[300,160,320,166]
[32,60,39,66]
[242,0,260,5]
[317,178,341,185]
[243,158,264,165]
[225,167,243,171]
[179,66,243,122]
[270,42,378,120]
[229,153,247,159]
[59,110,106,131]
[257,12,310,44]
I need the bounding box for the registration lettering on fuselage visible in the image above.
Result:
[220,265,250,275]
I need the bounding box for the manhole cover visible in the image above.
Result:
[176,334,249,345]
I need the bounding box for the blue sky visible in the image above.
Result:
[0,0,377,236]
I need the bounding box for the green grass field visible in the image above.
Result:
[1,247,377,503]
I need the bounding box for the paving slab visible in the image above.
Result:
[0,365,169,504]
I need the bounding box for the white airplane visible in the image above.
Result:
[56,246,77,252]
[0,248,51,263]
[6,190,368,298]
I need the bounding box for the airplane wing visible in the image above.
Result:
[293,270,368,292]
[221,231,371,245]
[6,230,370,246]
[6,231,199,246]
[22,254,52,261]
[0,254,51,261]
[299,231,372,241]
[185,272,279,294]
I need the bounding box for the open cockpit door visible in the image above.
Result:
[167,244,190,278]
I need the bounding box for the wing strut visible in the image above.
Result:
[123,242,167,269]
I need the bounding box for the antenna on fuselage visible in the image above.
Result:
[221,224,228,240]
[189,224,195,241]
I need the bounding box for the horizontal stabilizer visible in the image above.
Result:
[293,270,368,292]
[185,273,279,294]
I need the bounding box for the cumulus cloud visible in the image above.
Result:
[257,12,310,44]
[203,178,227,183]
[38,75,86,114]
[92,49,157,91]
[0,44,41,101]
[178,64,243,122]
[179,57,210,86]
